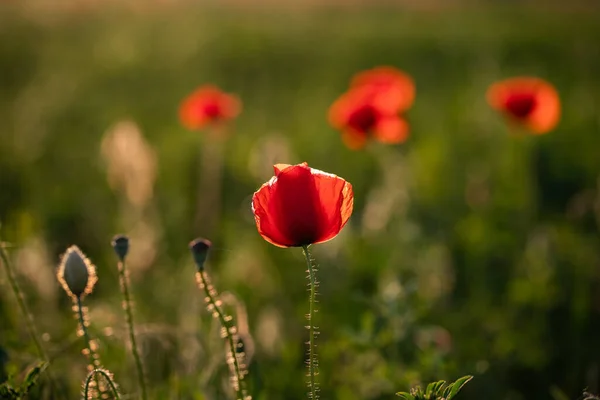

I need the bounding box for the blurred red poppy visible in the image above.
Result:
[486,77,560,134]
[328,67,414,149]
[252,163,353,248]
[179,85,241,130]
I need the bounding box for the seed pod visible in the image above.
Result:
[111,234,129,261]
[57,246,97,300]
[189,238,212,271]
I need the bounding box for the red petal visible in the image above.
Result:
[527,82,560,134]
[351,66,416,112]
[274,162,307,176]
[179,96,209,129]
[219,93,242,120]
[372,117,409,144]
[252,176,291,247]
[310,169,354,245]
[341,130,368,150]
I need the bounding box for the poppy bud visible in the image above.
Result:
[189,238,212,271]
[57,246,97,300]
[111,234,129,260]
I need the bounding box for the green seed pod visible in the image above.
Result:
[111,234,129,261]
[57,246,97,300]
[189,238,212,271]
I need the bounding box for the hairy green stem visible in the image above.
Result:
[196,270,248,400]
[117,260,147,400]
[83,369,120,400]
[302,245,318,400]
[75,297,101,396]
[0,242,63,397]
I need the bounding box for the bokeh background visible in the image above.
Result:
[1,1,600,399]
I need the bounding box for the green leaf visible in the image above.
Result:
[431,380,446,396]
[21,361,48,393]
[0,382,19,399]
[425,382,436,397]
[398,376,472,400]
[446,375,473,399]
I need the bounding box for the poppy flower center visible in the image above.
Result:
[203,102,222,119]
[505,93,537,119]
[347,104,378,133]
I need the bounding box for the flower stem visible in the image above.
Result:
[196,270,249,400]
[75,297,102,395]
[83,369,121,400]
[117,260,147,400]
[194,133,225,237]
[0,241,63,397]
[302,245,318,400]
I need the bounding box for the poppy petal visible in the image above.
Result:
[274,162,308,176]
[351,66,416,112]
[221,94,242,119]
[373,117,409,144]
[310,169,354,245]
[341,130,368,150]
[274,164,291,175]
[270,164,325,246]
[252,177,293,247]
[179,97,209,130]
[528,83,560,134]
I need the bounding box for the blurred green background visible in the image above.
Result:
[1,1,600,399]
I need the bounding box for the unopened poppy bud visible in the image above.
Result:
[189,238,212,271]
[57,246,97,300]
[111,234,129,260]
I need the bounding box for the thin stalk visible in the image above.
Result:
[0,242,62,397]
[83,369,120,400]
[194,134,225,237]
[75,297,101,396]
[196,270,248,400]
[117,260,147,400]
[302,245,318,400]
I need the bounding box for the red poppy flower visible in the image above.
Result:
[328,85,410,149]
[328,66,414,150]
[179,85,241,130]
[486,77,560,134]
[252,163,353,248]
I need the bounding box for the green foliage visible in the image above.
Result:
[0,361,48,400]
[396,375,473,400]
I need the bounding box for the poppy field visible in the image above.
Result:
[1,1,600,400]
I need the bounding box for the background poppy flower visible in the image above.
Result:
[486,77,560,134]
[252,163,353,248]
[179,85,241,130]
[329,66,414,149]
[328,85,410,149]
